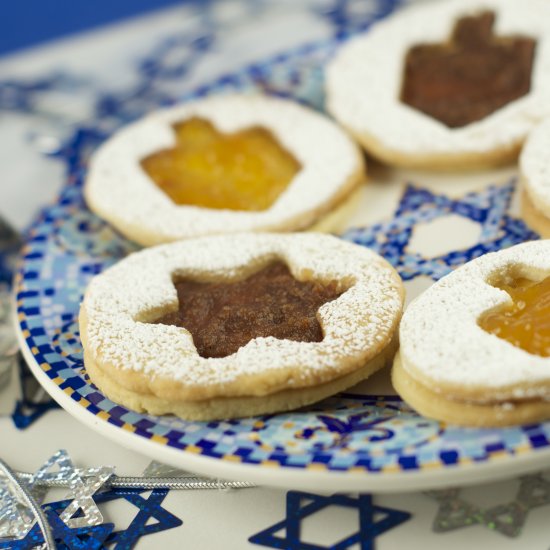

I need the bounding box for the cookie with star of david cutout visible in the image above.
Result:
[393,241,550,427]
[85,94,365,246]
[79,233,404,420]
[326,0,550,170]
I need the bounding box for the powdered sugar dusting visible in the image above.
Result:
[82,233,403,396]
[521,118,550,217]
[85,94,362,245]
[400,240,550,396]
[327,0,550,156]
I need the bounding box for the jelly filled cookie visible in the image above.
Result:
[85,94,364,246]
[393,241,550,427]
[79,233,404,420]
[520,119,550,237]
[326,0,550,170]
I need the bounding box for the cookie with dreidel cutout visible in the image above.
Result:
[326,0,550,169]
[85,94,365,246]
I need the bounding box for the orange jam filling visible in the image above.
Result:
[480,276,550,357]
[141,117,301,211]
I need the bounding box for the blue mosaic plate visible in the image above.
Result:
[14,29,550,492]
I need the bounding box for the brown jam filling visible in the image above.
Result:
[140,117,301,211]
[154,262,343,358]
[480,275,550,357]
[400,11,536,128]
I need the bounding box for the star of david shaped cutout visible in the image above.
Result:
[342,180,538,281]
[154,262,342,358]
[249,491,411,549]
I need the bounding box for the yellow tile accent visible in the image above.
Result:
[185,445,201,454]
[260,460,280,468]
[150,434,168,445]
[122,423,136,433]
[223,455,242,463]
[78,398,91,408]
[41,363,51,372]
[382,464,401,474]
[63,387,73,396]
[22,329,30,338]
[52,377,64,385]
[97,411,110,421]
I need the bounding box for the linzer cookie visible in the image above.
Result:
[520,119,550,237]
[326,0,550,170]
[85,94,364,246]
[392,241,550,427]
[79,233,404,420]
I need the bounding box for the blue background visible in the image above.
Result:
[0,0,183,56]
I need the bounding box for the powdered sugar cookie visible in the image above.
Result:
[520,119,550,237]
[85,94,364,246]
[326,0,550,170]
[393,240,550,427]
[80,233,404,421]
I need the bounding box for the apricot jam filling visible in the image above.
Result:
[480,276,550,357]
[141,117,301,211]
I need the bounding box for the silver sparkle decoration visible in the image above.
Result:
[15,455,256,491]
[25,449,114,529]
[0,449,115,545]
[0,476,26,538]
[17,471,256,491]
[427,473,550,538]
[0,457,55,549]
[0,449,255,546]
[58,467,114,529]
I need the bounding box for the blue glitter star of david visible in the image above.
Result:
[0,511,114,550]
[342,180,539,281]
[0,488,182,549]
[93,488,183,547]
[249,491,411,550]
